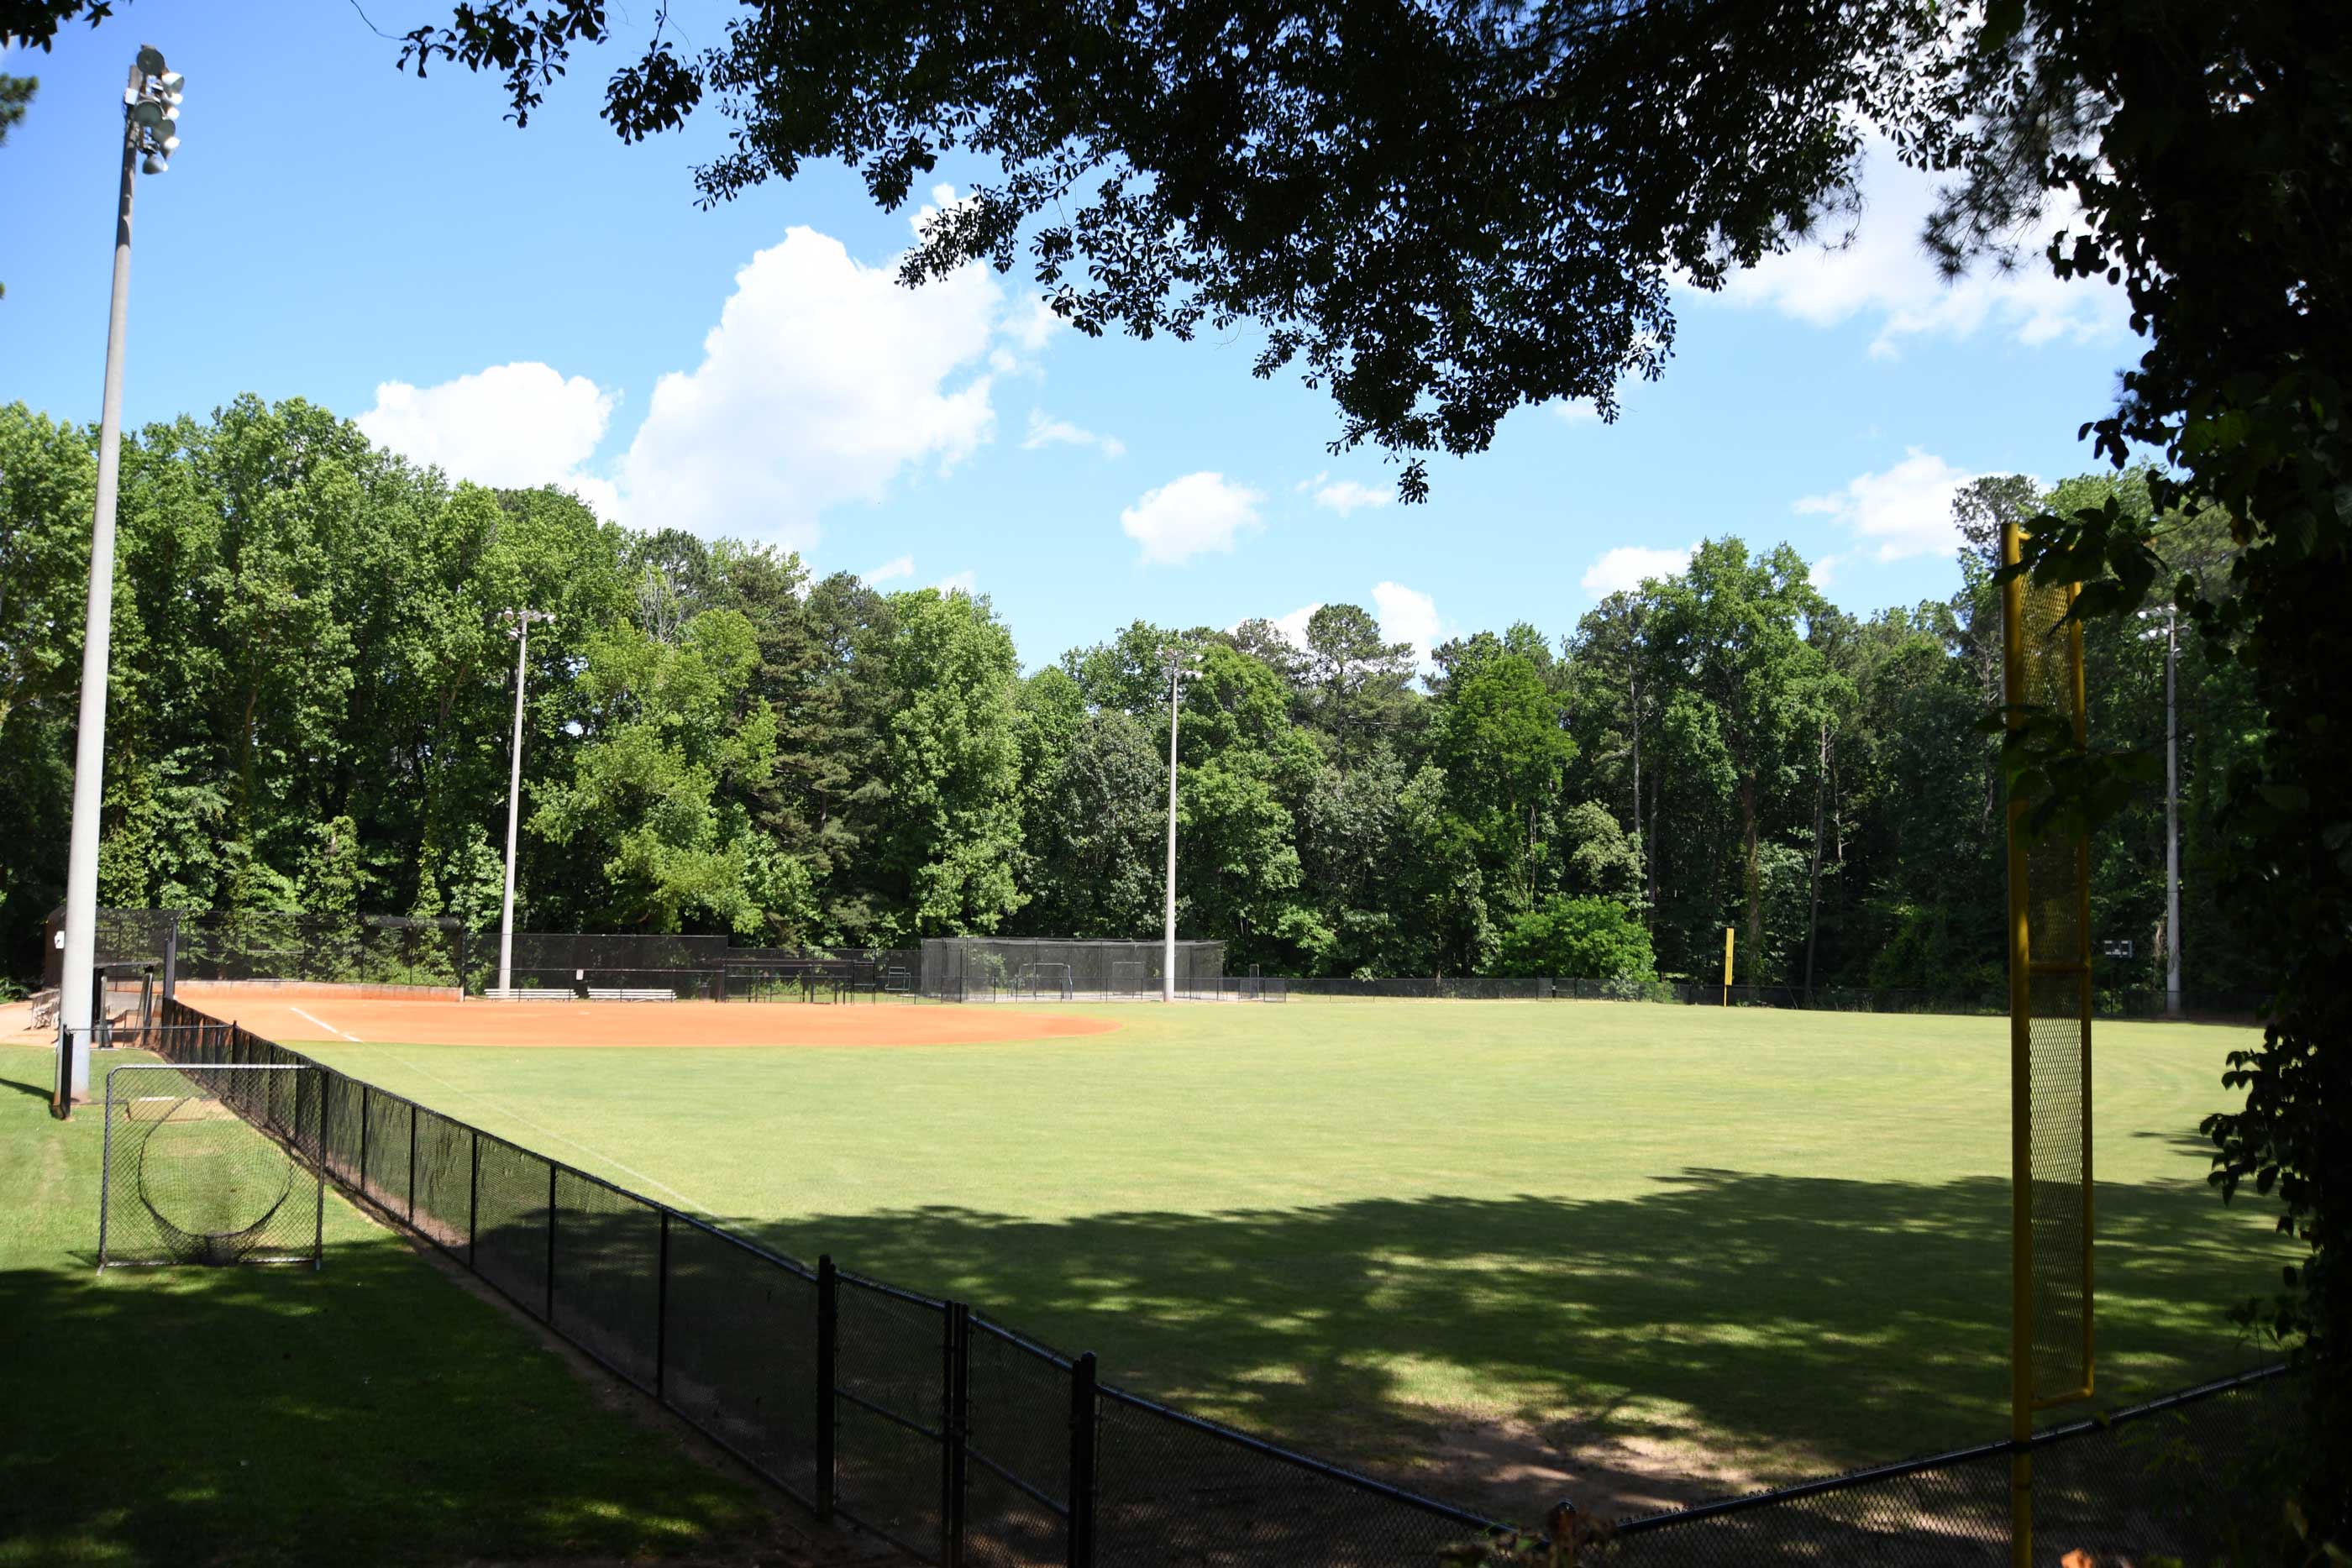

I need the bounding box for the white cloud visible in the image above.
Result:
[1372,581,1442,664]
[358,362,615,494]
[866,554,915,584]
[1580,543,1696,598]
[1551,401,1603,424]
[613,223,1005,544]
[1023,410,1125,459]
[936,569,979,596]
[1714,138,2129,357]
[1004,295,1066,353]
[371,199,1058,547]
[1271,602,1321,648]
[1309,479,1392,516]
[1120,472,1265,565]
[1793,448,1977,563]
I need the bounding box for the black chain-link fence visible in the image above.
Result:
[138,999,1507,1565]
[128,1003,2295,1567]
[1588,1363,2292,1565]
[1278,973,2266,1021]
[484,932,920,1000]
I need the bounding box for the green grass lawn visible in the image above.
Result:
[0,1041,771,1567]
[296,998,2293,1522]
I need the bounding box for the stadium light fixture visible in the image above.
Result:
[496,606,559,995]
[55,45,190,1114]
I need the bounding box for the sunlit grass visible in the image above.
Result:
[292,999,2292,1518]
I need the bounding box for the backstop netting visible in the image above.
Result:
[921,938,1227,1001]
[42,906,181,999]
[176,910,463,989]
[100,1062,324,1268]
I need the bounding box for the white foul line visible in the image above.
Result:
[291,1005,362,1043]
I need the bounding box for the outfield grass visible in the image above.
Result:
[297,999,2289,1522]
[0,1041,772,1567]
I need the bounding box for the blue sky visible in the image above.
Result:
[3,1,2139,669]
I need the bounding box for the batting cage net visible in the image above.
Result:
[920,937,1230,1001]
[2003,522,2096,1415]
[487,932,921,1000]
[99,1057,323,1268]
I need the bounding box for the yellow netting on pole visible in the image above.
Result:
[2002,522,2096,1564]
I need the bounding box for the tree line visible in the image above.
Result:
[0,395,2255,997]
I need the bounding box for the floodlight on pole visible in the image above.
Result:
[55,45,185,1117]
[1160,645,1203,1004]
[496,606,556,995]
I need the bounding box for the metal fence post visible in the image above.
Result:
[467,1130,480,1266]
[1068,1351,1097,1568]
[654,1209,670,1404]
[543,1161,559,1322]
[407,1100,418,1224]
[318,1066,334,1185]
[359,1082,371,1201]
[943,1301,970,1568]
[816,1255,838,1521]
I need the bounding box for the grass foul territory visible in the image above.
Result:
[268,995,2292,1525]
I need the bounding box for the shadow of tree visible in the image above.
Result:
[0,1244,770,1564]
[703,1169,2281,1523]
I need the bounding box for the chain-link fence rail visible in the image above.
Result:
[139,997,1520,1567]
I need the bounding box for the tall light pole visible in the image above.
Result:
[496,606,555,994]
[1160,646,1200,1003]
[56,47,183,1112]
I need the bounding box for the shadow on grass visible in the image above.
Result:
[0,1236,767,1567]
[699,1170,2284,1522]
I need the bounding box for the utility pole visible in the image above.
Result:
[2165,604,2181,1019]
[497,607,555,994]
[1161,646,1199,1003]
[56,48,183,1112]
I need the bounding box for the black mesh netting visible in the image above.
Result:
[1091,1386,1488,1568]
[833,1274,949,1560]
[962,1318,1074,1568]
[659,1222,821,1502]
[549,1167,664,1389]
[471,1133,554,1315]
[360,1088,414,1219]
[1597,1371,2297,1567]
[411,1108,475,1254]
[100,1063,323,1267]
